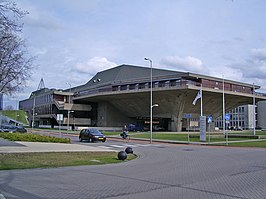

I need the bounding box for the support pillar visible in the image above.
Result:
[170,93,186,132]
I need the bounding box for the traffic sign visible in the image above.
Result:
[225,113,230,121]
[57,114,63,121]
[184,114,192,118]
[207,115,212,123]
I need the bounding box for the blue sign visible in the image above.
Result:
[184,114,192,118]
[207,115,212,123]
[225,113,230,121]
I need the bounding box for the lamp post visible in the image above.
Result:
[144,57,154,144]
[66,82,71,131]
[253,83,256,136]
[32,94,36,130]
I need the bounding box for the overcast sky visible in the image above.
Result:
[4,0,266,108]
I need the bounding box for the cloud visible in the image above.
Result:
[159,55,204,72]
[215,47,266,92]
[20,4,65,30]
[209,66,244,82]
[74,57,117,75]
[251,48,266,60]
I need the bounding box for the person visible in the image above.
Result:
[121,125,129,139]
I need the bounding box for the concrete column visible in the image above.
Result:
[170,93,186,132]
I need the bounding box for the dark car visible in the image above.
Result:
[79,128,106,142]
[0,125,27,133]
[127,124,144,131]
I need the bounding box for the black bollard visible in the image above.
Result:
[125,147,133,154]
[118,151,127,160]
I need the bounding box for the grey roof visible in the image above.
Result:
[71,64,260,92]
[83,64,183,88]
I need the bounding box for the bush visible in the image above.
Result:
[0,133,70,143]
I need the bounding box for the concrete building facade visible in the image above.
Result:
[257,101,266,129]
[19,65,266,131]
[215,105,256,130]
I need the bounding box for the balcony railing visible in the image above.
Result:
[75,79,266,98]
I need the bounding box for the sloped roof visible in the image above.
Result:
[83,64,183,88]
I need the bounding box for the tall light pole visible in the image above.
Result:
[253,83,256,136]
[222,76,225,136]
[144,57,153,144]
[32,94,36,130]
[66,82,71,131]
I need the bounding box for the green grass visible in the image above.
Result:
[103,131,122,136]
[0,152,137,170]
[130,132,262,143]
[0,132,70,143]
[0,110,28,125]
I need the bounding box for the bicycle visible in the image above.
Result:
[120,132,130,142]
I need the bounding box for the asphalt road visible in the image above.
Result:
[0,140,266,199]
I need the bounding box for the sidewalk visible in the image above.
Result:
[0,139,115,153]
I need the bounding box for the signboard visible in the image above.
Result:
[225,113,230,121]
[184,113,192,118]
[57,114,63,121]
[200,116,206,141]
[207,115,212,123]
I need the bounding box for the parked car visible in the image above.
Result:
[0,125,27,133]
[127,124,144,132]
[79,128,106,142]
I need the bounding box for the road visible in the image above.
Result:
[0,137,266,198]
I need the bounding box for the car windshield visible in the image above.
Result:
[89,129,102,135]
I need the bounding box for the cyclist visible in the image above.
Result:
[120,125,129,141]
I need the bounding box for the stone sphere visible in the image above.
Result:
[118,151,127,160]
[125,147,133,154]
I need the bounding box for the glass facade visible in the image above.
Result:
[215,105,256,130]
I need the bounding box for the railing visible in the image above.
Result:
[53,100,64,109]
[75,79,266,98]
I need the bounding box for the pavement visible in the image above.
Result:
[0,138,115,153]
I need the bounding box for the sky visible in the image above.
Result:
[3,0,266,108]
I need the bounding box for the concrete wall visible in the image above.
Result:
[97,102,133,128]
[257,101,266,129]
[245,105,255,129]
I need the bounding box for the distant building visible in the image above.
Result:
[215,105,256,130]
[19,88,92,129]
[257,101,266,129]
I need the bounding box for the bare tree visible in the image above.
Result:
[0,0,33,95]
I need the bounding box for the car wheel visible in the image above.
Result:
[102,140,106,142]
[79,137,83,142]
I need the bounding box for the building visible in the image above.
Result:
[19,88,92,129]
[215,105,256,130]
[19,64,266,131]
[257,101,266,129]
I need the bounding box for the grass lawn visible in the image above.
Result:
[102,131,121,136]
[0,152,136,170]
[0,132,70,143]
[0,110,28,125]
[130,132,251,142]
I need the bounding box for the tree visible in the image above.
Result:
[0,0,33,95]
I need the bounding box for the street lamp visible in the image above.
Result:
[32,94,36,130]
[66,82,71,130]
[144,57,154,144]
